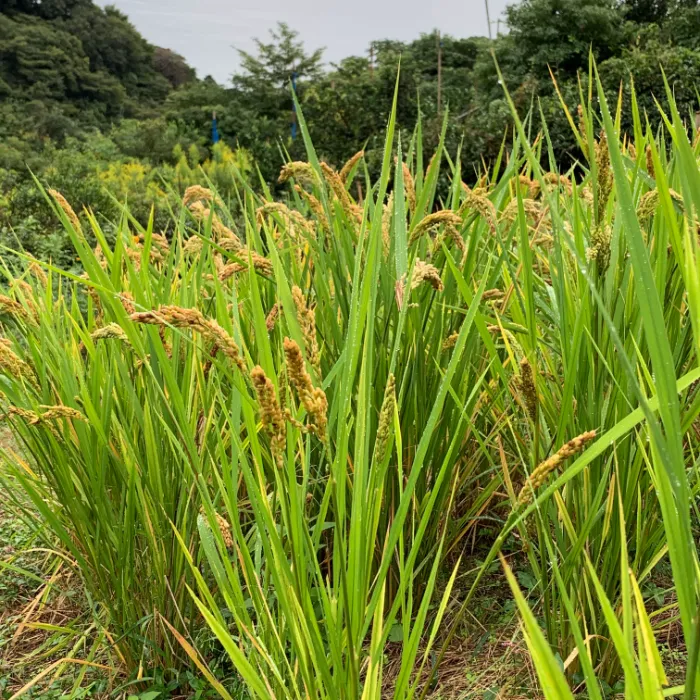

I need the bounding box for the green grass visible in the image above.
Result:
[0,65,698,698]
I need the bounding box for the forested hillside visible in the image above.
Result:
[3,0,700,266]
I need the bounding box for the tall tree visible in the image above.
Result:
[153,47,196,88]
[233,22,323,117]
[505,0,624,76]
[227,23,324,180]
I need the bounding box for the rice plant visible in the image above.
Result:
[1,66,699,698]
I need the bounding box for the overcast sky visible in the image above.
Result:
[96,0,511,84]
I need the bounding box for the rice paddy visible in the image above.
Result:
[1,72,700,699]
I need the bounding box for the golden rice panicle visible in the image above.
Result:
[251,365,287,468]
[482,288,504,302]
[79,272,102,321]
[279,161,318,186]
[444,224,466,257]
[532,231,554,248]
[595,131,613,218]
[218,262,247,281]
[37,405,87,423]
[0,295,34,325]
[518,174,540,199]
[94,243,109,270]
[339,150,365,184]
[577,103,585,133]
[125,247,144,272]
[200,320,246,372]
[476,173,490,192]
[119,292,136,315]
[283,337,328,441]
[498,199,517,224]
[7,406,40,424]
[155,305,206,336]
[670,188,684,205]
[577,103,590,155]
[13,281,38,320]
[374,373,396,463]
[265,303,279,332]
[0,343,38,390]
[294,185,327,229]
[199,507,234,548]
[349,202,365,223]
[288,209,317,241]
[320,162,358,221]
[211,218,243,249]
[187,200,209,221]
[646,145,655,180]
[188,201,243,248]
[48,189,82,233]
[151,233,170,256]
[292,286,320,374]
[402,162,417,214]
[459,183,497,233]
[543,172,572,196]
[518,357,538,422]
[158,325,173,358]
[256,202,316,241]
[382,193,394,260]
[580,186,595,206]
[182,185,215,207]
[587,224,612,273]
[213,253,225,277]
[91,323,130,343]
[215,512,233,549]
[256,201,289,227]
[637,188,684,222]
[219,250,274,279]
[637,189,659,221]
[29,260,48,286]
[517,430,597,505]
[442,332,459,351]
[499,198,546,227]
[278,364,288,415]
[409,210,462,245]
[130,308,167,326]
[250,250,274,276]
[410,259,444,292]
[131,305,246,371]
[6,406,60,436]
[183,236,204,255]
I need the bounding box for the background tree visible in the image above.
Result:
[227,23,325,182]
[153,47,197,88]
[5,0,700,215]
[505,0,625,77]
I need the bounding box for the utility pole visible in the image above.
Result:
[436,30,442,115]
[485,0,492,39]
[369,43,374,76]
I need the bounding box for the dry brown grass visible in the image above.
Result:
[380,626,540,699]
[0,433,120,696]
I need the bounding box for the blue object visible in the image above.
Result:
[291,71,298,140]
[212,111,220,144]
